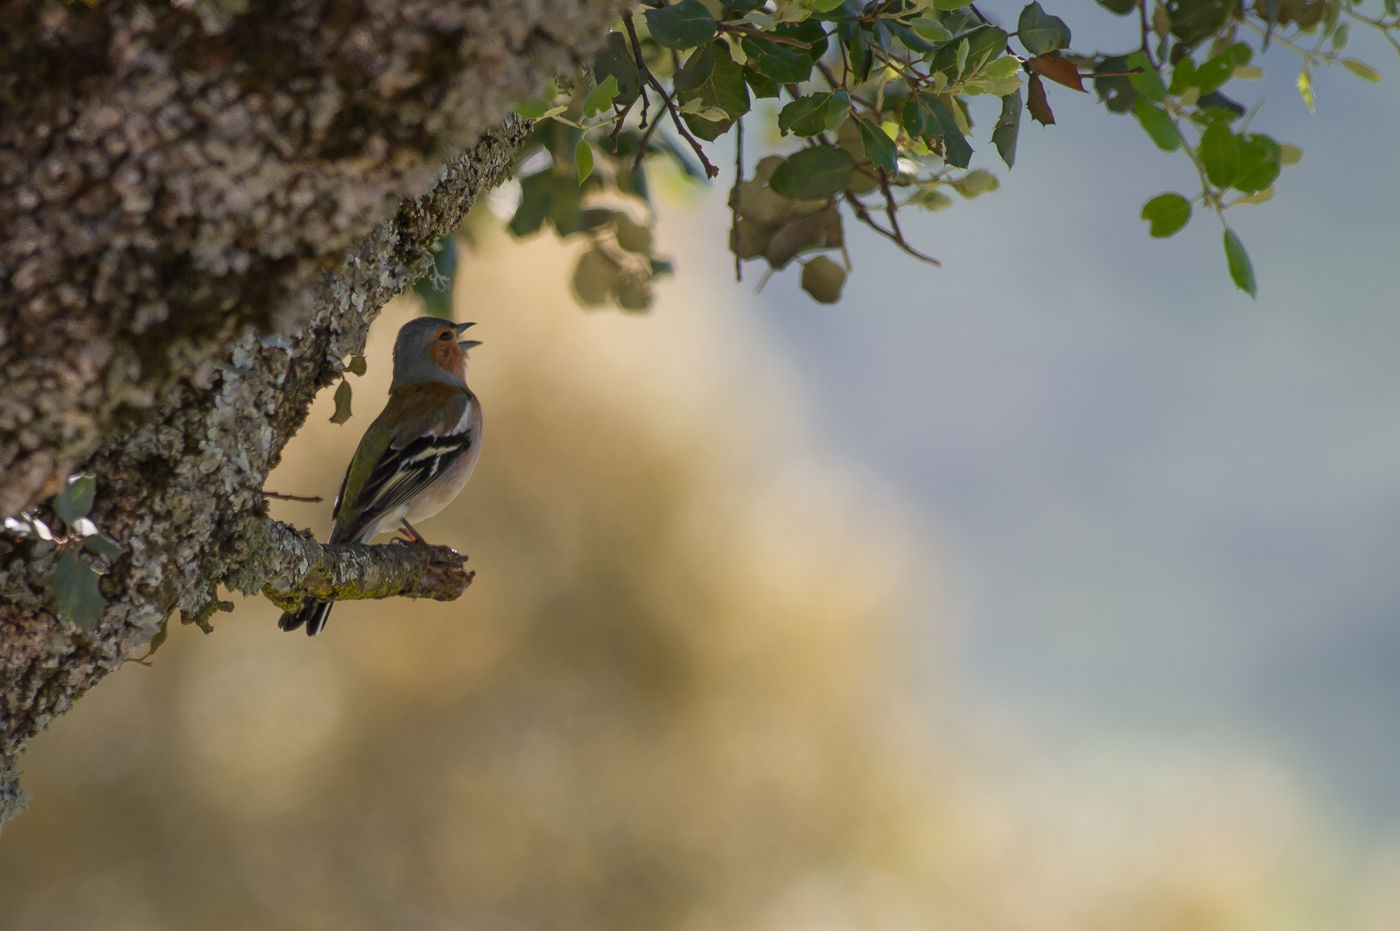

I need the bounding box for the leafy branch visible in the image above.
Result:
[477,0,1399,308]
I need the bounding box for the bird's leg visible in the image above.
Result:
[399,518,429,544]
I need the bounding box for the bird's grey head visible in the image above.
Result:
[391,317,480,390]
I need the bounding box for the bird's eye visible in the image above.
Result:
[438,330,453,341]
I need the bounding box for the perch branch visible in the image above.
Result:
[258,520,474,610]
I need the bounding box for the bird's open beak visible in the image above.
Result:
[455,321,481,350]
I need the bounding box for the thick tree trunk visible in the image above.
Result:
[0,0,629,826]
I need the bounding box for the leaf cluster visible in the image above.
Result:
[460,0,1398,306]
[3,475,124,630]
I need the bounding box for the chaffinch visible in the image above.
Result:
[278,316,484,636]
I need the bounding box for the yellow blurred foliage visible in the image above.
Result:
[0,235,1395,931]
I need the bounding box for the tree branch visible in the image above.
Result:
[258,520,474,610]
[0,0,633,828]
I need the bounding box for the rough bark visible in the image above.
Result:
[259,520,475,610]
[0,0,630,826]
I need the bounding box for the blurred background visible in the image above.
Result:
[4,8,1400,930]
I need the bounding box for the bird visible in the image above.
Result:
[278,316,484,636]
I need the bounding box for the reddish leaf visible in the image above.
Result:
[1027,73,1055,125]
[1026,55,1086,92]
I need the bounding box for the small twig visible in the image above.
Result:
[816,61,878,108]
[869,45,924,91]
[733,116,744,282]
[263,490,324,503]
[625,16,719,179]
[622,18,652,127]
[843,192,941,266]
[716,23,814,49]
[1138,0,1158,69]
[632,99,667,176]
[878,171,912,252]
[608,97,635,151]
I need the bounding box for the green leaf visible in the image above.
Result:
[741,35,815,84]
[800,0,847,11]
[769,145,855,199]
[1196,90,1245,120]
[83,534,124,560]
[644,0,717,49]
[1097,0,1137,12]
[856,117,898,172]
[1167,0,1238,46]
[345,354,367,376]
[778,19,831,60]
[841,22,873,84]
[801,255,847,304]
[1193,54,1234,95]
[1094,54,1140,112]
[932,0,972,9]
[992,90,1022,168]
[967,26,1010,76]
[824,90,851,133]
[1133,99,1180,151]
[929,97,974,168]
[1199,121,1238,188]
[54,475,95,525]
[1125,51,1167,102]
[1233,134,1281,193]
[1017,2,1071,55]
[1223,228,1255,297]
[932,25,1008,78]
[911,16,953,42]
[515,98,566,120]
[1140,192,1192,237]
[581,74,621,118]
[741,35,812,84]
[1168,57,1197,94]
[330,379,353,424]
[55,550,106,631]
[1343,58,1382,83]
[779,93,834,137]
[902,94,935,140]
[676,43,750,120]
[884,19,936,54]
[575,138,595,184]
[743,66,781,99]
[594,32,641,105]
[950,169,998,197]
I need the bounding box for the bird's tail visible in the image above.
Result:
[278,600,333,636]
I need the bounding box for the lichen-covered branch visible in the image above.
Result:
[0,0,634,827]
[258,520,474,610]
